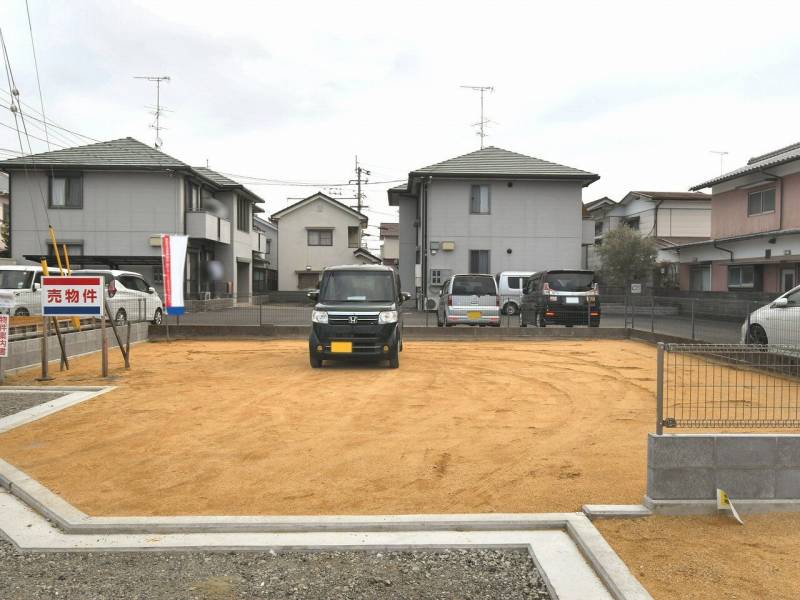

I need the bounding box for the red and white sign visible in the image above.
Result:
[41,276,103,317]
[161,234,188,315]
[0,314,8,357]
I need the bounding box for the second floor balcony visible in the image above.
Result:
[186,210,231,244]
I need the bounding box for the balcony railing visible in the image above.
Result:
[186,210,231,244]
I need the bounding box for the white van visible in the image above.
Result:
[0,265,44,316]
[495,271,535,315]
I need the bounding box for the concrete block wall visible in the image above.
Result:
[648,433,800,500]
[4,323,149,372]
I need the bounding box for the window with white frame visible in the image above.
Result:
[748,189,776,216]
[594,220,603,236]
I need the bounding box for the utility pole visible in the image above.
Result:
[348,156,371,246]
[710,150,729,175]
[134,75,171,149]
[461,85,494,148]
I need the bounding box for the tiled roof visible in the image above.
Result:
[691,142,800,190]
[0,137,187,169]
[192,167,241,188]
[379,222,399,237]
[632,191,709,201]
[411,146,599,184]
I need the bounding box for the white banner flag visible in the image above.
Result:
[161,234,189,316]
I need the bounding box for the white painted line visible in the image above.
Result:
[0,490,623,600]
[0,386,114,434]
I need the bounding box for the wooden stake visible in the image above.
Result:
[100,306,109,378]
[51,317,69,371]
[104,300,128,364]
[125,321,131,369]
[37,315,53,381]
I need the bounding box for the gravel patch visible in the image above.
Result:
[0,538,551,599]
[0,391,66,419]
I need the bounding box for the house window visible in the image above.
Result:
[49,174,83,209]
[308,229,333,246]
[469,185,490,214]
[728,265,757,289]
[298,272,320,289]
[236,196,250,232]
[748,189,776,216]
[431,269,442,285]
[253,269,267,293]
[186,182,201,212]
[348,226,360,248]
[152,266,163,283]
[265,239,271,254]
[625,216,640,231]
[469,249,490,273]
[594,221,603,236]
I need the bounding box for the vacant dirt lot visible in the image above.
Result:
[598,514,800,600]
[0,338,656,516]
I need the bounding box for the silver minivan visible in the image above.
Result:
[437,274,500,327]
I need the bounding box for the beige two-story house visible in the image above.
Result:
[270,192,380,291]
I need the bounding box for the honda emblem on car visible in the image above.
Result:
[348,315,358,324]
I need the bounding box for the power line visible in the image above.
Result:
[217,170,404,187]
[0,120,65,148]
[0,89,98,144]
[24,0,49,150]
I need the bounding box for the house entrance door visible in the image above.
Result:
[782,268,796,292]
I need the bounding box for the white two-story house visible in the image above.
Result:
[0,137,266,301]
[388,146,599,307]
[270,192,380,291]
[584,191,711,280]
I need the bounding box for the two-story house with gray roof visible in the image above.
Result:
[388,146,599,307]
[0,137,266,301]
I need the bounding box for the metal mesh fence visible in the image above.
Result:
[656,343,800,431]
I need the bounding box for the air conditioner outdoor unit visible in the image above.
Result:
[425,296,439,311]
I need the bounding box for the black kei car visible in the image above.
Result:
[308,265,411,369]
[519,270,601,328]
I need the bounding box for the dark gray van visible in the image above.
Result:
[519,270,600,327]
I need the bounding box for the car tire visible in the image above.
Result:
[14,307,29,317]
[747,324,768,345]
[503,302,518,316]
[536,312,546,328]
[309,354,323,368]
[388,346,400,368]
[114,308,127,326]
[152,308,163,325]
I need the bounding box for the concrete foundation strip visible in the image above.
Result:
[0,386,115,434]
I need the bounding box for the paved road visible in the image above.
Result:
[166,304,745,344]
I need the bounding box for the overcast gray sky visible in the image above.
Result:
[2,0,800,250]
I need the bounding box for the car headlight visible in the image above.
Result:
[311,310,328,324]
[379,310,398,324]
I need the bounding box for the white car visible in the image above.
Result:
[495,270,536,315]
[0,265,44,316]
[73,269,165,325]
[741,285,800,345]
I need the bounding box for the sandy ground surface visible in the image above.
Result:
[598,514,800,600]
[0,338,657,516]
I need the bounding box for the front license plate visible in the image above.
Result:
[467,311,482,319]
[331,341,352,353]
[565,297,579,304]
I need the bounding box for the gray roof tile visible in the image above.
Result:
[691,142,800,190]
[411,146,599,183]
[0,137,187,169]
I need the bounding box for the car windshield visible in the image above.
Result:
[319,271,395,302]
[0,270,33,290]
[452,276,496,296]
[545,272,595,292]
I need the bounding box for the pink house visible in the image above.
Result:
[677,142,800,294]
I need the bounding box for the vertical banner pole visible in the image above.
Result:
[125,321,132,369]
[656,342,665,435]
[101,291,109,378]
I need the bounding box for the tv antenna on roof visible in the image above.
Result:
[461,85,494,148]
[710,150,729,175]
[134,75,171,149]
